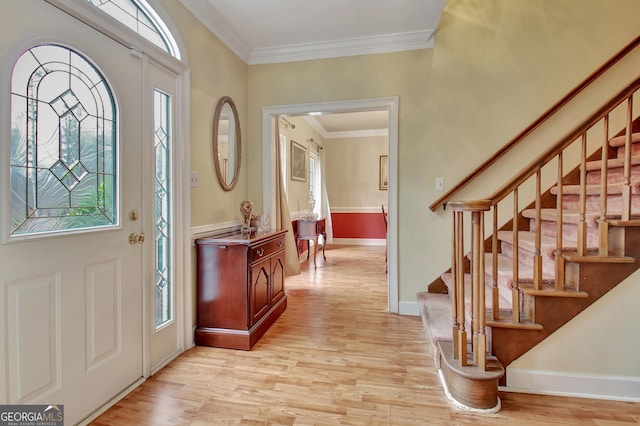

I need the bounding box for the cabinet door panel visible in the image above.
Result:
[250,258,270,325]
[271,251,285,305]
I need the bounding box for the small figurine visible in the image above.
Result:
[240,200,253,228]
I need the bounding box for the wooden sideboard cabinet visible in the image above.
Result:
[194,229,287,350]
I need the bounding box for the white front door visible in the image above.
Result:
[0,2,145,424]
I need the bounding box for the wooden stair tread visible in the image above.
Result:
[440,272,512,311]
[522,208,601,226]
[484,253,556,289]
[496,230,595,257]
[607,219,640,226]
[550,181,640,195]
[520,287,588,298]
[584,153,640,171]
[560,253,635,263]
[608,132,640,147]
[486,316,543,330]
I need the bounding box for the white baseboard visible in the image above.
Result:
[504,368,640,402]
[399,300,420,316]
[332,238,386,246]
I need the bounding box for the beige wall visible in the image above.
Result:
[324,135,388,210]
[159,0,249,228]
[248,50,432,301]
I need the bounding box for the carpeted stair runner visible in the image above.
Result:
[418,131,640,357]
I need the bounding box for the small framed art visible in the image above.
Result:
[291,140,307,182]
[379,155,388,190]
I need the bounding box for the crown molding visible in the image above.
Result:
[304,116,388,139]
[249,30,435,65]
[179,0,435,65]
[178,0,251,63]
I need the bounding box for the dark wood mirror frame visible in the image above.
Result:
[212,96,241,191]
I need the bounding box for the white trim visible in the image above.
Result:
[191,221,242,242]
[177,0,251,62]
[504,368,640,402]
[304,116,389,139]
[177,0,439,65]
[332,238,386,246]
[262,97,399,313]
[45,0,188,73]
[331,206,388,214]
[398,301,420,316]
[250,30,435,65]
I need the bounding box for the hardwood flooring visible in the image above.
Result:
[91,245,640,425]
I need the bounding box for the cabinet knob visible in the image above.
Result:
[256,248,264,257]
[277,241,283,248]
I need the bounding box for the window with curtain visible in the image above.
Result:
[309,151,321,217]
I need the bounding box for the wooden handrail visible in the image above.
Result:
[486,76,640,206]
[429,35,640,212]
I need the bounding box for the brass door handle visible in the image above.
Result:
[129,232,145,245]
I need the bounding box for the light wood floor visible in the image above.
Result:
[92,245,640,425]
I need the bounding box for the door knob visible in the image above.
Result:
[129,232,145,245]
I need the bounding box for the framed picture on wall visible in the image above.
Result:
[379,155,388,190]
[291,140,307,182]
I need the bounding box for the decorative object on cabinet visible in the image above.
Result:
[212,96,241,191]
[195,230,287,350]
[291,140,307,181]
[379,155,388,190]
[240,199,255,231]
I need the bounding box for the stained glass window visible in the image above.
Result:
[85,0,179,59]
[154,90,172,328]
[10,44,116,236]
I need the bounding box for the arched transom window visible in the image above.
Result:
[10,44,117,236]
[85,0,180,59]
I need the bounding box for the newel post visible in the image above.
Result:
[448,200,492,370]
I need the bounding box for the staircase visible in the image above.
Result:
[418,76,640,411]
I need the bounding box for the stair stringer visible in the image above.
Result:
[491,225,640,382]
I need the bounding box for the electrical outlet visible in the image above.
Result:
[436,177,444,191]
[190,171,199,188]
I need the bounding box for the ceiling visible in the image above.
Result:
[177,0,445,134]
[302,111,389,138]
[178,0,446,65]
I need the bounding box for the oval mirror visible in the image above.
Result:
[212,96,241,191]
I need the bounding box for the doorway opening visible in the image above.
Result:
[262,97,398,313]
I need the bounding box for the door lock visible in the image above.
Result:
[128,232,145,245]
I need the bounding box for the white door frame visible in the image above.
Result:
[261,97,399,313]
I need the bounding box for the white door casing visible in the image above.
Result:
[261,98,399,313]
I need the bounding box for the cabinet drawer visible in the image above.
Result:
[250,236,284,263]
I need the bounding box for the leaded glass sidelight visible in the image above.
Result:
[154,90,172,328]
[10,44,116,236]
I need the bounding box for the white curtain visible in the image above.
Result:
[274,117,301,276]
[319,145,333,243]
